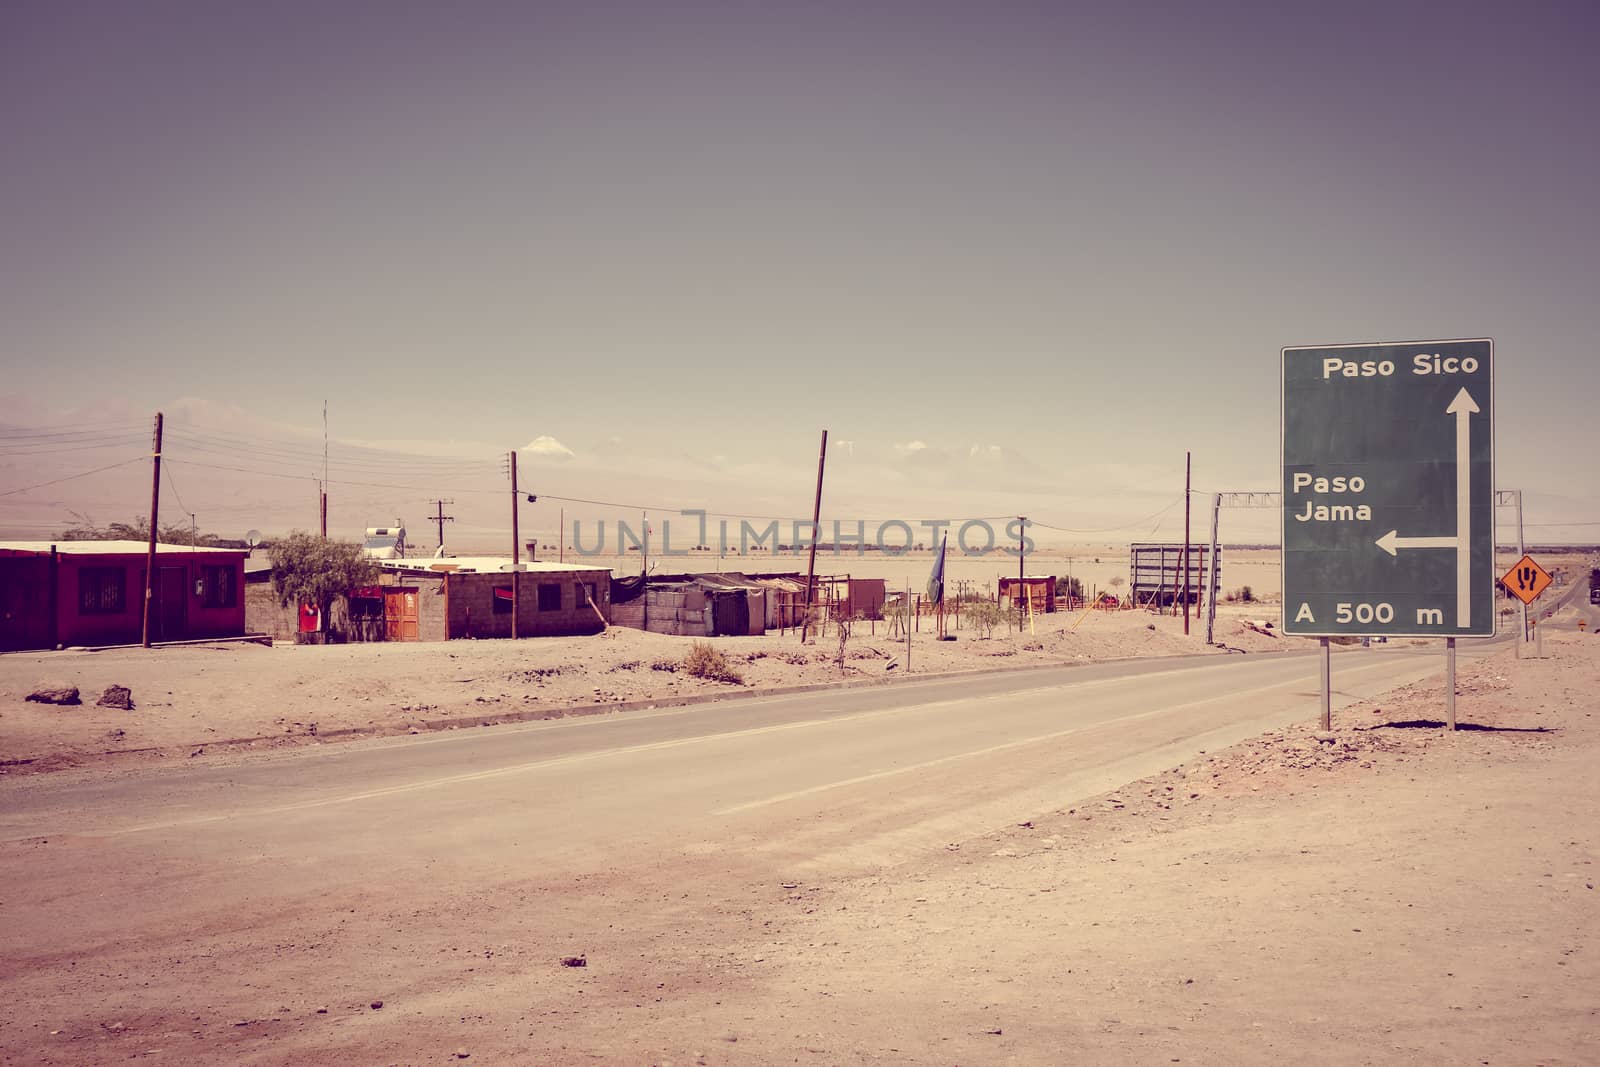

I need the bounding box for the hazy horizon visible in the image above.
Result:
[4,3,1598,546]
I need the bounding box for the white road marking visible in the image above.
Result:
[10,652,1426,842]
[713,657,1424,814]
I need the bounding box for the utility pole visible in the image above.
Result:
[1017,516,1027,631]
[559,507,564,563]
[509,451,522,638]
[430,499,454,551]
[141,412,163,648]
[800,430,828,643]
[321,399,329,539]
[1182,451,1191,635]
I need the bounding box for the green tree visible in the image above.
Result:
[269,531,377,634]
[1054,575,1084,600]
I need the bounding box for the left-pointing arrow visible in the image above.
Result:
[1372,386,1479,626]
[1374,530,1457,556]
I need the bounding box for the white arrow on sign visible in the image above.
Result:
[1375,531,1456,554]
[1374,386,1479,627]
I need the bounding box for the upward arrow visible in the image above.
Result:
[1371,386,1480,628]
[1446,387,1478,627]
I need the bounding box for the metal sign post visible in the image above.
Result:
[1283,339,1494,729]
[1502,553,1552,661]
[1446,637,1457,731]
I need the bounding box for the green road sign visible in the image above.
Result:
[1281,338,1494,637]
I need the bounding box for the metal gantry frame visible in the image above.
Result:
[1203,491,1280,645]
[1203,488,1528,646]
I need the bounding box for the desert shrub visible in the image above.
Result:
[965,599,1006,639]
[778,651,809,666]
[683,642,744,684]
[1231,585,1255,603]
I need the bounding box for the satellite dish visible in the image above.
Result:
[245,529,262,550]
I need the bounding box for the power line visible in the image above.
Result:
[164,426,501,468]
[165,458,507,495]
[0,420,152,441]
[163,434,499,476]
[0,456,146,498]
[0,435,149,457]
[1030,498,1184,534]
[163,461,190,517]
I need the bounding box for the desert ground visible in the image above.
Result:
[0,618,1594,1064]
[1,550,1593,1066]
[2,595,1301,774]
[5,549,1585,775]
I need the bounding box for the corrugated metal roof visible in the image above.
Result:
[0,540,244,556]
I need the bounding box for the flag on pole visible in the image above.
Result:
[926,532,947,606]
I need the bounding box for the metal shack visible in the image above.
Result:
[609,572,771,636]
[0,540,247,651]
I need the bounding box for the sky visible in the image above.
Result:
[2,1,1597,547]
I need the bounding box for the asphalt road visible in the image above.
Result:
[2,640,1500,957]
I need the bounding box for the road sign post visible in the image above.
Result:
[1446,637,1456,731]
[1283,339,1494,727]
[1501,553,1551,660]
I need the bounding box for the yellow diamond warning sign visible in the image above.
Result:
[1500,554,1552,606]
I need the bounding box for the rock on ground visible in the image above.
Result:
[25,683,79,705]
[96,685,134,710]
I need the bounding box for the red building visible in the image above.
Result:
[0,540,247,651]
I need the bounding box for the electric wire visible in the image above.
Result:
[0,456,147,497]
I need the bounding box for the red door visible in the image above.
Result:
[384,588,419,641]
[153,566,188,642]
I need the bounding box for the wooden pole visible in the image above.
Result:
[431,499,453,552]
[800,429,828,643]
[320,489,327,539]
[510,449,520,639]
[905,581,911,671]
[1017,516,1026,632]
[141,412,163,648]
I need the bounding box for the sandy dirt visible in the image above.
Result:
[3,624,1593,1064]
[0,600,1304,773]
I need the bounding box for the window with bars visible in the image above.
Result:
[203,565,236,608]
[78,567,126,615]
